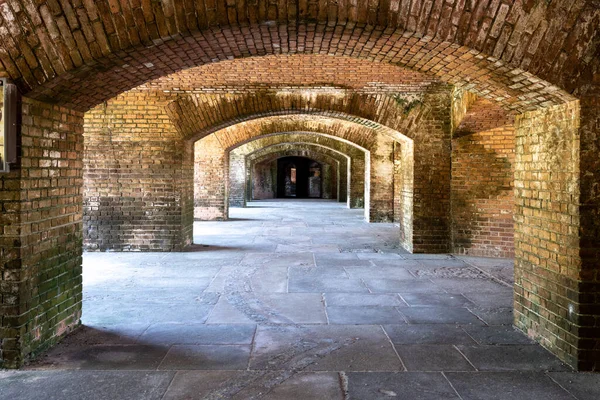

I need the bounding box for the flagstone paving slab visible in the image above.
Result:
[14,200,586,399]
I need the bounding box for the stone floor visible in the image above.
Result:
[2,199,599,399]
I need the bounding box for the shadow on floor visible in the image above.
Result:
[183,244,241,252]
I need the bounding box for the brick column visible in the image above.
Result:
[368,137,396,222]
[338,157,348,204]
[574,94,600,370]
[513,101,599,370]
[250,160,277,199]
[83,95,192,251]
[194,135,228,220]
[394,141,414,252]
[0,98,83,368]
[228,151,246,207]
[321,163,335,199]
[410,113,452,252]
[348,155,366,209]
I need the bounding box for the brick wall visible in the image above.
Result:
[0,98,83,368]
[83,93,191,250]
[513,101,582,369]
[194,134,228,220]
[228,151,246,207]
[451,96,516,258]
[394,140,415,252]
[251,160,276,200]
[578,93,600,370]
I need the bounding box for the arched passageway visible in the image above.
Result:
[191,115,415,228]
[0,1,598,375]
[208,132,366,214]
[275,157,321,198]
[247,150,339,202]
[247,145,345,201]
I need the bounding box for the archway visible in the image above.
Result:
[0,3,596,371]
[190,115,416,228]
[243,143,351,205]
[226,133,366,209]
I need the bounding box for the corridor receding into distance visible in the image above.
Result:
[1,1,599,399]
[1,200,591,399]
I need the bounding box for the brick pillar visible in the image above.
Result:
[194,135,228,220]
[404,89,452,253]
[250,160,277,199]
[394,141,414,252]
[321,163,333,199]
[228,151,246,207]
[369,137,396,222]
[0,98,83,368]
[411,142,452,252]
[513,100,600,370]
[575,95,600,370]
[83,94,192,251]
[348,155,366,209]
[338,157,348,204]
[180,143,194,248]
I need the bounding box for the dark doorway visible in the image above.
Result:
[277,157,322,198]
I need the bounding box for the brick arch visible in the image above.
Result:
[228,129,370,153]
[1,0,598,373]
[247,146,343,202]
[232,133,365,208]
[195,114,408,150]
[170,90,433,145]
[248,145,345,170]
[247,142,352,164]
[234,141,355,206]
[0,1,592,111]
[193,115,416,219]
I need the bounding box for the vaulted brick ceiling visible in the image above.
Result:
[246,142,352,165]
[206,114,401,150]
[250,149,341,171]
[137,55,439,93]
[231,133,365,159]
[0,0,596,112]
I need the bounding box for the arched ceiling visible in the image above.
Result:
[249,148,342,171]
[137,55,440,94]
[170,94,422,144]
[207,114,404,151]
[230,133,364,159]
[1,1,595,112]
[246,142,352,163]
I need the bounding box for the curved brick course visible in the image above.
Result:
[247,147,340,201]
[0,0,598,373]
[0,2,592,111]
[234,140,353,206]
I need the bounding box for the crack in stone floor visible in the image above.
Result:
[1,200,599,399]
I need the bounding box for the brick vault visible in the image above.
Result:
[0,0,598,374]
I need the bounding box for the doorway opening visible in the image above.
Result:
[277,157,322,199]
